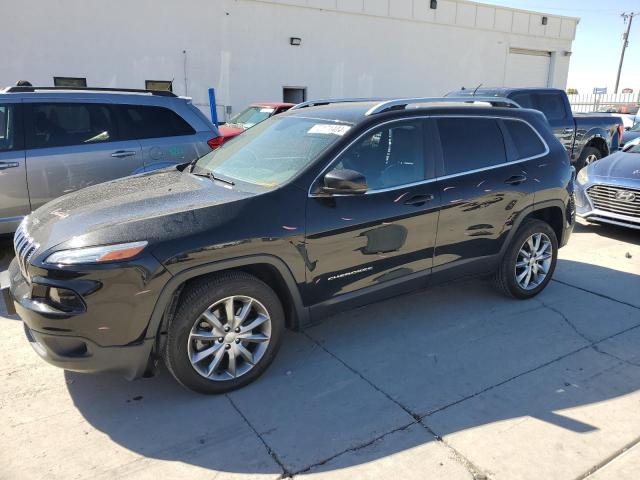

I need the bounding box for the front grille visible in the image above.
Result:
[587,185,640,218]
[13,223,39,279]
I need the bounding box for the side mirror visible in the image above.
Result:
[322,169,368,195]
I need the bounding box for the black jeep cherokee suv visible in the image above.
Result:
[2,97,575,393]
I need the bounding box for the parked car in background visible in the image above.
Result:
[0,86,221,235]
[621,122,640,150]
[594,104,639,131]
[448,87,624,171]
[218,103,294,141]
[576,143,640,230]
[2,96,575,393]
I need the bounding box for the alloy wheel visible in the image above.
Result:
[187,295,272,381]
[514,233,553,290]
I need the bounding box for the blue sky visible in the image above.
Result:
[485,0,640,94]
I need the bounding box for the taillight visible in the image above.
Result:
[618,124,624,143]
[207,136,224,150]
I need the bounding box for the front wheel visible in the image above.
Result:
[163,271,285,394]
[493,219,558,299]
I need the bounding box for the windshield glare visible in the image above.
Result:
[229,106,275,128]
[195,116,352,188]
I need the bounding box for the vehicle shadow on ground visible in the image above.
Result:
[0,238,13,269]
[65,258,640,476]
[574,220,640,245]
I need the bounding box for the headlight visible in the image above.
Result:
[576,168,589,185]
[45,241,148,265]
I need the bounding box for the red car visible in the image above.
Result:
[218,103,294,141]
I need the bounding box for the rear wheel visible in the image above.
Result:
[576,146,602,172]
[493,219,558,299]
[163,271,284,394]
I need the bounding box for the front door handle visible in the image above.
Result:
[111,150,137,158]
[0,162,19,170]
[404,194,435,206]
[504,174,527,185]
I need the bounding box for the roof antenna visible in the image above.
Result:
[472,83,483,96]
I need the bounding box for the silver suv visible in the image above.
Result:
[0,86,220,235]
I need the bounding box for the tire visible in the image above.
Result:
[163,271,285,394]
[576,146,602,172]
[493,219,558,299]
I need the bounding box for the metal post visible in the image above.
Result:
[208,88,218,126]
[615,13,636,94]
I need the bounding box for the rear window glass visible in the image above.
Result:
[511,92,567,121]
[117,105,195,140]
[503,120,546,160]
[437,118,506,175]
[537,93,567,121]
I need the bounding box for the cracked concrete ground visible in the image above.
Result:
[1,220,639,479]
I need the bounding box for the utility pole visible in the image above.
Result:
[614,12,637,94]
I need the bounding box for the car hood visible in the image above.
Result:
[219,124,245,138]
[25,167,255,253]
[589,150,640,181]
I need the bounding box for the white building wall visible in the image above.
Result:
[0,0,577,119]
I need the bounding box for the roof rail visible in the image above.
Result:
[290,97,387,110]
[365,96,521,116]
[3,86,177,97]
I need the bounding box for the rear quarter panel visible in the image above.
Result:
[573,114,623,156]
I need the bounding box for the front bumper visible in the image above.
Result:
[576,182,640,230]
[22,322,153,380]
[2,255,169,380]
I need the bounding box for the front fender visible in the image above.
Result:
[145,254,309,343]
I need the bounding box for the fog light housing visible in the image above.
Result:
[47,287,85,313]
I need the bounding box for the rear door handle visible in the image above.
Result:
[0,162,19,170]
[504,174,527,185]
[111,150,137,158]
[404,194,435,206]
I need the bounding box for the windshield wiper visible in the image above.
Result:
[192,170,235,186]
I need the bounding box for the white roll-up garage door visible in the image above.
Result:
[504,48,551,88]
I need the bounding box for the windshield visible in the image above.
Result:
[630,123,640,132]
[194,116,352,188]
[228,106,276,128]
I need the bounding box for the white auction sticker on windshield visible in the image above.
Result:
[260,108,275,113]
[308,124,351,136]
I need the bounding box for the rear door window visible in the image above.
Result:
[503,120,546,160]
[116,105,195,140]
[27,103,117,148]
[437,118,507,175]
